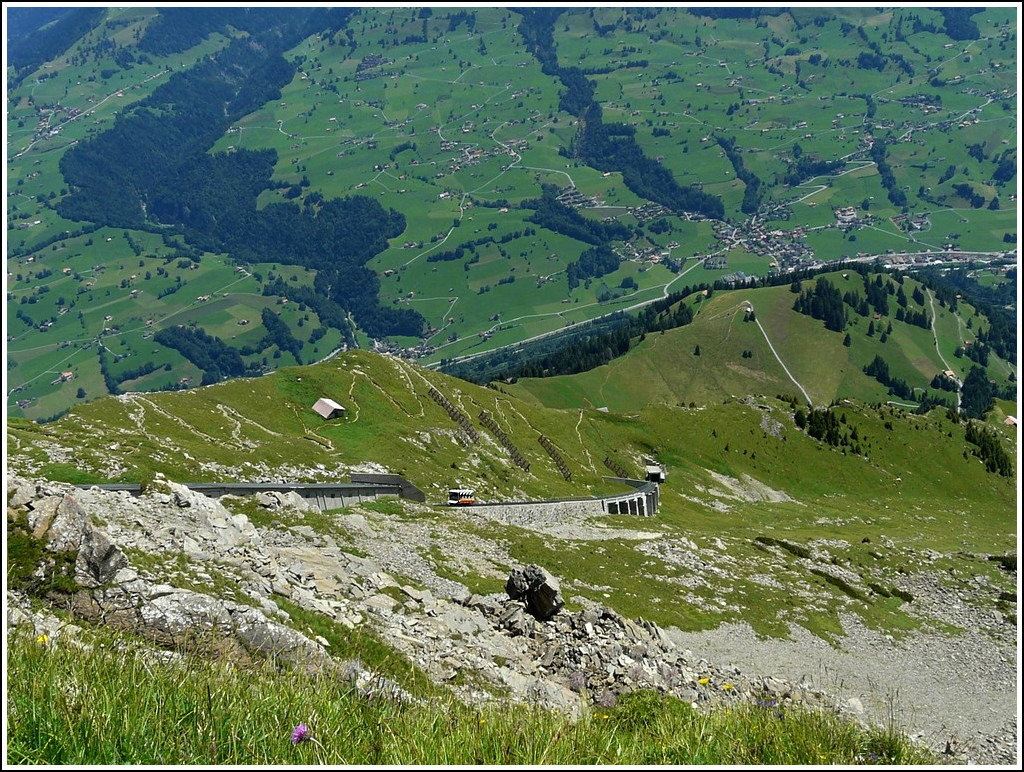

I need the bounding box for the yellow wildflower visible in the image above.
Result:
[698,677,710,685]
[36,634,49,645]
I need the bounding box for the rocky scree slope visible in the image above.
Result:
[5,474,1017,765]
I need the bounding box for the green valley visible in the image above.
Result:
[5,6,1017,420]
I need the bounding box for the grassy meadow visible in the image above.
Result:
[5,628,935,765]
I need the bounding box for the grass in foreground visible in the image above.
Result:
[6,630,936,766]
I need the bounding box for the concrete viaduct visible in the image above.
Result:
[81,475,660,516]
[597,477,660,516]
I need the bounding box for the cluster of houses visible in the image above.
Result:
[834,206,874,232]
[372,337,437,361]
[895,92,945,115]
[626,201,672,225]
[710,214,812,271]
[449,143,490,173]
[556,186,603,209]
[354,54,394,82]
[867,250,1015,271]
[30,103,82,142]
[891,213,931,233]
[616,241,671,265]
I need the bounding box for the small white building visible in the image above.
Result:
[312,398,346,420]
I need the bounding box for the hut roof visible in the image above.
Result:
[312,397,346,419]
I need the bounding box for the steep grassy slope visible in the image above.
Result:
[8,349,653,504]
[6,348,1016,640]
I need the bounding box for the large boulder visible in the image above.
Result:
[256,490,312,513]
[505,564,564,621]
[27,493,90,553]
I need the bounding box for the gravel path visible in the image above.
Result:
[667,616,1019,766]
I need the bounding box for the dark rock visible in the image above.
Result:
[75,527,128,587]
[505,564,564,621]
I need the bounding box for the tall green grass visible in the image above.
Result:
[6,630,935,765]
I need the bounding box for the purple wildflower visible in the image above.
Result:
[291,723,311,744]
[596,689,618,708]
[568,671,587,693]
